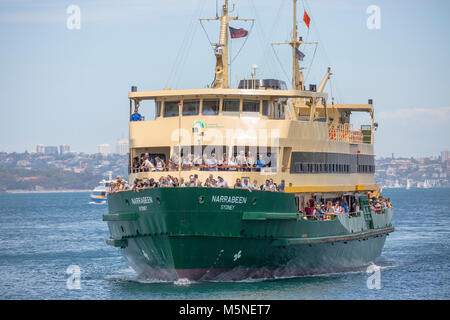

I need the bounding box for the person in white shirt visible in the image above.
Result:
[237,150,246,169]
[242,178,252,191]
[206,153,218,171]
[228,156,238,171]
[251,180,259,190]
[334,201,344,214]
[182,155,192,170]
[140,157,155,171]
[216,176,228,188]
[269,178,277,192]
[155,157,165,172]
[262,179,271,191]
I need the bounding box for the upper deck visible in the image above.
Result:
[128,86,375,148]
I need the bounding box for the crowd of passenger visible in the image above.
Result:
[129,174,286,192]
[108,174,285,193]
[303,195,392,220]
[130,151,273,173]
[108,174,392,219]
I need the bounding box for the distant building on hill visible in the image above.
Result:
[97,144,110,156]
[60,145,70,154]
[36,144,45,154]
[44,146,58,155]
[115,139,129,155]
[441,150,449,163]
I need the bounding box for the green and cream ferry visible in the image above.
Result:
[103,0,394,281]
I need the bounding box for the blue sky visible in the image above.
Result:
[0,0,449,157]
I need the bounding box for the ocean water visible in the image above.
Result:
[0,188,449,300]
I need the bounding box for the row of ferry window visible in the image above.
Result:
[295,163,375,174]
[358,164,375,173]
[296,163,351,174]
[154,98,286,118]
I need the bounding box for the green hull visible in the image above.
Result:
[104,188,394,281]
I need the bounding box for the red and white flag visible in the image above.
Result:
[229,26,248,39]
[303,10,311,28]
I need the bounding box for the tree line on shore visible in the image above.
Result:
[0,168,103,191]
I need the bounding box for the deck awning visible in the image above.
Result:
[299,103,373,114]
[128,88,328,101]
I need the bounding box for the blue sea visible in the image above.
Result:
[0,188,449,300]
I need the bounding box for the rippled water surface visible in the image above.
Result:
[0,188,449,299]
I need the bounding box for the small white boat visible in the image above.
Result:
[89,172,112,204]
[406,179,412,190]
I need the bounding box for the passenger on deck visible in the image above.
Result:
[237,150,246,169]
[247,151,255,170]
[204,175,216,188]
[206,153,218,171]
[354,199,360,213]
[334,201,344,214]
[130,109,142,121]
[234,178,243,189]
[262,179,271,191]
[305,199,316,219]
[241,178,252,191]
[277,179,285,192]
[182,155,193,170]
[216,176,229,188]
[218,153,228,171]
[269,179,277,192]
[140,155,155,172]
[179,178,187,187]
[228,156,238,171]
[159,176,169,187]
[342,199,349,213]
[194,154,202,167]
[149,178,157,188]
[254,155,265,171]
[326,201,335,214]
[386,198,392,208]
[155,157,166,172]
[168,159,178,171]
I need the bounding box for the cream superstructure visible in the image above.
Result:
[126,0,378,204]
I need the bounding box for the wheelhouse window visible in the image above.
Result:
[164,101,179,117]
[183,99,199,116]
[262,100,270,116]
[222,99,240,114]
[202,99,219,115]
[243,100,259,113]
[156,101,162,118]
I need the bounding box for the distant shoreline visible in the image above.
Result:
[5,189,90,194]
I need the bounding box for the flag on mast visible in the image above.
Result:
[303,10,311,28]
[295,48,305,61]
[229,26,248,39]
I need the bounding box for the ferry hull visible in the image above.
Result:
[104,188,393,281]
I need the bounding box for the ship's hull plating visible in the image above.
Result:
[104,188,393,281]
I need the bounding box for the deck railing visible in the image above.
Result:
[300,209,386,221]
[129,164,275,174]
[328,123,364,144]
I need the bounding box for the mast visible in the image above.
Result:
[292,0,300,90]
[272,0,314,91]
[214,0,232,88]
[201,1,253,89]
